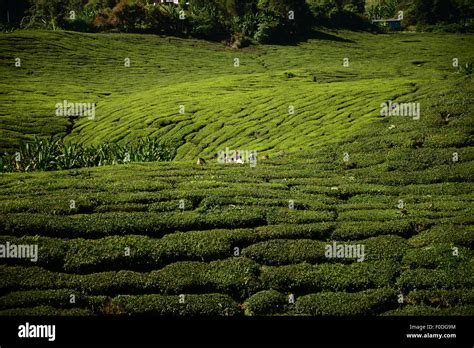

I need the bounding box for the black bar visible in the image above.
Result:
[0,316,472,346]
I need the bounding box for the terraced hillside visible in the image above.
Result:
[0,30,473,158]
[0,29,473,316]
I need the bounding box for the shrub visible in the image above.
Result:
[111,293,241,316]
[149,199,195,212]
[337,209,408,221]
[295,288,398,316]
[157,223,334,260]
[0,209,267,238]
[332,220,418,240]
[64,235,158,273]
[255,223,334,240]
[0,225,336,273]
[459,61,473,75]
[242,235,408,265]
[0,258,261,297]
[0,234,220,273]
[382,305,474,316]
[145,258,261,299]
[260,260,400,293]
[405,289,474,308]
[0,265,67,294]
[396,262,474,291]
[0,265,147,295]
[362,235,409,262]
[0,306,94,316]
[95,203,148,213]
[408,225,474,248]
[266,208,336,225]
[0,196,98,215]
[0,289,109,312]
[401,244,472,269]
[0,235,68,270]
[65,231,233,272]
[70,270,148,295]
[198,196,305,211]
[243,289,288,316]
[242,239,327,265]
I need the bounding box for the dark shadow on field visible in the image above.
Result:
[308,30,356,43]
[271,29,357,46]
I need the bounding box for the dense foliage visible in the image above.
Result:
[3,0,473,38]
[1,137,177,172]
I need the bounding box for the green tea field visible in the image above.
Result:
[0,29,473,316]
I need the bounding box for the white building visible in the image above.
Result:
[154,0,179,4]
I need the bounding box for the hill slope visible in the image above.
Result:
[0,30,473,316]
[1,30,472,158]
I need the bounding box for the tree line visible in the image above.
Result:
[1,0,473,42]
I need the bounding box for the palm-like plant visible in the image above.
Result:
[1,136,177,173]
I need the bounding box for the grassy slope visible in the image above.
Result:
[1,30,472,158]
[0,29,473,316]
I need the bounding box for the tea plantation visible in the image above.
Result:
[0,29,473,316]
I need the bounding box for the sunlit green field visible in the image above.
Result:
[0,29,473,316]
[1,30,472,157]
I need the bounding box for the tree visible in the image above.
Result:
[432,0,459,23]
[22,0,87,29]
[457,0,474,25]
[411,0,460,25]
[254,0,311,42]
